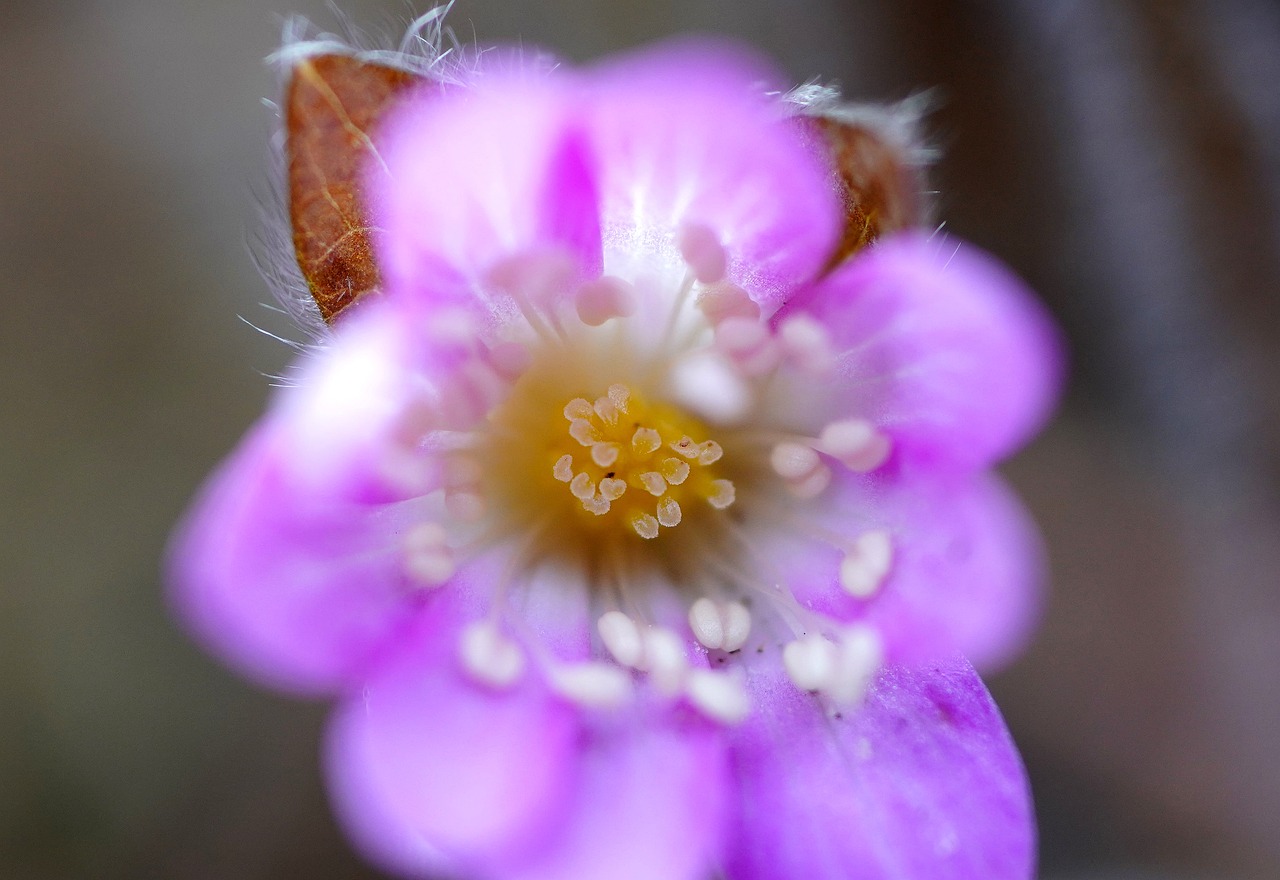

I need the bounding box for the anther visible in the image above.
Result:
[639,627,688,695]
[770,441,821,480]
[575,276,637,326]
[459,621,525,688]
[826,626,883,705]
[553,454,575,482]
[403,522,454,587]
[639,472,667,496]
[656,497,683,528]
[671,436,700,459]
[591,442,620,467]
[714,316,780,376]
[688,598,752,652]
[697,282,760,324]
[707,479,737,509]
[569,473,596,501]
[564,398,594,420]
[839,530,894,598]
[697,441,723,465]
[599,478,627,500]
[782,634,839,693]
[598,611,644,667]
[818,419,891,472]
[685,668,750,724]
[659,457,690,485]
[631,512,660,540]
[550,662,633,708]
[607,384,631,411]
[778,314,836,375]
[678,222,728,284]
[569,418,602,446]
[581,495,611,515]
[631,427,662,456]
[593,396,620,424]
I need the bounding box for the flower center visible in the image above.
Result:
[552,384,735,539]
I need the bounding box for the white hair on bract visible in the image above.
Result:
[247,5,466,346]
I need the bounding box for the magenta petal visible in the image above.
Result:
[168,421,422,694]
[778,470,1045,672]
[504,712,729,880]
[373,72,602,308]
[784,234,1063,469]
[586,39,841,310]
[725,656,1035,880]
[326,598,579,877]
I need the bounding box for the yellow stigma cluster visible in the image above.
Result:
[550,384,735,539]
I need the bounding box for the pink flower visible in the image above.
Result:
[171,36,1061,880]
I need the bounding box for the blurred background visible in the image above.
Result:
[2,0,1278,877]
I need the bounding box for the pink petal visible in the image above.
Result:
[372,70,602,311]
[585,39,841,311]
[167,421,420,694]
[781,233,1064,470]
[776,470,1046,672]
[503,710,730,880]
[325,597,580,877]
[725,655,1035,880]
[168,302,451,693]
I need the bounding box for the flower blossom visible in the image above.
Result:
[171,30,1061,880]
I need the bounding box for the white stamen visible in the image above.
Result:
[778,314,836,375]
[685,668,750,724]
[591,442,620,467]
[631,427,662,456]
[550,662,633,708]
[671,436,700,459]
[688,598,724,649]
[783,634,839,692]
[607,383,632,411]
[403,522,454,586]
[839,530,894,598]
[660,457,691,485]
[669,350,752,424]
[640,627,688,695]
[819,419,892,472]
[569,472,595,501]
[656,497,683,528]
[553,454,575,482]
[639,472,668,496]
[678,222,727,284]
[593,396,620,425]
[827,626,883,705]
[770,441,821,480]
[707,479,737,509]
[569,418,602,446]
[563,398,594,420]
[598,610,644,667]
[697,441,723,465]
[575,276,637,326]
[487,341,532,380]
[632,513,660,539]
[445,489,487,522]
[715,316,780,375]
[581,495,611,515]
[697,282,760,324]
[688,598,751,652]
[788,465,832,499]
[459,621,525,687]
[599,477,627,500]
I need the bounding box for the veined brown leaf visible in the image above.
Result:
[287,54,428,322]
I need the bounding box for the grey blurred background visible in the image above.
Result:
[2,0,1278,878]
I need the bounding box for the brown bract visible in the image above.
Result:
[287,54,428,322]
[808,115,925,270]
